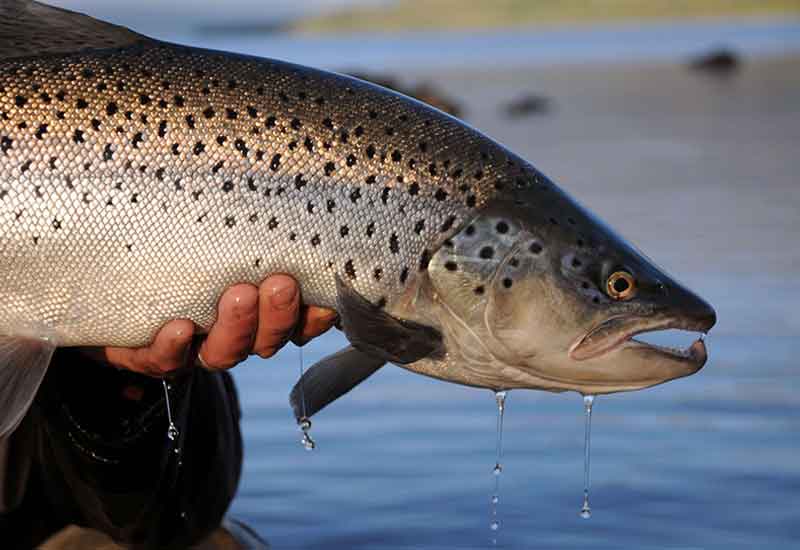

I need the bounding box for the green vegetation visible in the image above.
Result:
[293,0,800,33]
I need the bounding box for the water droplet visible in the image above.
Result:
[489,390,507,538]
[580,394,595,519]
[299,416,316,451]
[295,346,316,450]
[162,380,180,442]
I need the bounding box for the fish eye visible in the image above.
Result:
[606,271,636,300]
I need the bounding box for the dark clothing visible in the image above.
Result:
[0,349,243,549]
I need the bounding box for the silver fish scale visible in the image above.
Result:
[0,41,546,347]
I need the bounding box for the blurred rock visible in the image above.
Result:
[347,72,464,118]
[688,48,742,75]
[502,93,552,119]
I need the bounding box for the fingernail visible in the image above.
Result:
[271,283,298,310]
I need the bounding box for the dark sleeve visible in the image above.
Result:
[0,348,243,549]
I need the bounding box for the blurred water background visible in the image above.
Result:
[53,1,800,547]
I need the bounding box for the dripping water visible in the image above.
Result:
[297,345,315,451]
[580,394,595,519]
[490,390,507,539]
[162,380,179,442]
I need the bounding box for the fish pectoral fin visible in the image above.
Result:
[289,346,385,421]
[0,1,148,60]
[0,334,56,438]
[335,275,444,364]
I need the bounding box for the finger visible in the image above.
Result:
[103,319,195,376]
[293,306,338,345]
[252,274,300,358]
[198,283,259,370]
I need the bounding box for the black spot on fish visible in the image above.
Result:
[295,173,307,190]
[270,154,281,171]
[479,247,494,260]
[502,278,513,289]
[408,182,419,196]
[474,285,485,296]
[226,108,238,120]
[366,144,376,159]
[193,141,205,155]
[571,257,582,268]
[365,174,377,185]
[444,261,458,272]
[35,124,48,140]
[131,132,144,148]
[185,114,195,129]
[509,257,520,268]
[466,195,477,208]
[349,189,361,203]
[222,181,234,192]
[324,161,335,176]
[155,168,165,181]
[366,222,375,237]
[212,160,224,174]
[291,118,302,130]
[340,225,350,237]
[225,216,236,228]
[529,242,543,254]
[346,154,357,167]
[419,249,431,271]
[373,267,383,281]
[344,260,357,280]
[0,136,12,153]
[173,95,185,107]
[265,116,277,128]
[91,119,101,131]
[72,129,84,143]
[391,150,402,162]
[399,267,409,284]
[327,199,336,213]
[381,187,390,204]
[414,220,425,234]
[76,98,88,109]
[440,216,456,232]
[311,234,321,246]
[103,144,114,161]
[389,233,399,254]
[14,95,26,107]
[203,106,215,119]
[496,221,509,234]
[434,188,448,201]
[268,217,278,230]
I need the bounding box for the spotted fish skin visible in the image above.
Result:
[0,33,551,347]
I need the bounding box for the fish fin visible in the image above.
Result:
[335,275,444,364]
[0,335,55,438]
[0,1,148,60]
[289,346,385,421]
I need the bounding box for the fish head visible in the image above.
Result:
[422,182,716,394]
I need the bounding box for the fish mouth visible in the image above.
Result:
[569,314,715,367]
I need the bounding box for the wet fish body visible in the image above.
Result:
[0,1,715,435]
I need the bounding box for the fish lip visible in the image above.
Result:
[569,314,714,364]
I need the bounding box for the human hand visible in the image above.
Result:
[83,274,337,377]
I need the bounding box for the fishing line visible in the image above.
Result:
[162,380,179,442]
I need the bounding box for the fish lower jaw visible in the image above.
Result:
[569,316,711,365]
